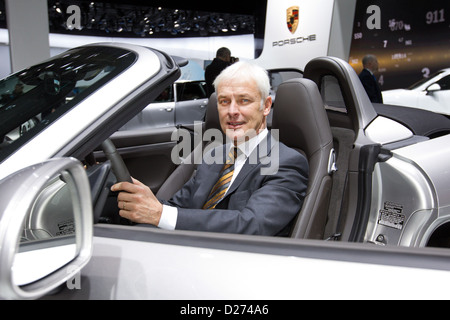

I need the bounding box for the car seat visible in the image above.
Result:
[272,78,335,239]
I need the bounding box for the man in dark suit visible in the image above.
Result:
[111,62,309,236]
[205,47,232,97]
[359,54,383,103]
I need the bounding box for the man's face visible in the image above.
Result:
[217,79,272,145]
[369,59,379,73]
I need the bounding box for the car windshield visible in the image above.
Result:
[408,70,445,90]
[0,46,137,163]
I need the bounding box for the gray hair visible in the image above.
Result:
[213,61,271,104]
[362,54,378,67]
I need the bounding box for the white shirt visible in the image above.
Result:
[158,128,269,230]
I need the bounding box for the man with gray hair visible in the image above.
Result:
[359,54,383,103]
[112,61,309,236]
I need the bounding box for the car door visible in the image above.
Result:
[109,82,209,193]
[109,85,178,193]
[119,84,176,130]
[174,81,208,125]
[110,82,209,192]
[41,218,450,300]
[108,126,178,194]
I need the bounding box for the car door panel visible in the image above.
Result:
[43,225,450,300]
[109,127,179,193]
[174,99,208,125]
[108,81,208,192]
[120,102,175,130]
[174,81,208,125]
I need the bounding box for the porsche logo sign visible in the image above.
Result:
[272,5,316,47]
[286,6,299,34]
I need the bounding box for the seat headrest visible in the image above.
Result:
[272,78,332,157]
[204,93,222,132]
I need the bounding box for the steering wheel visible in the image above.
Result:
[100,138,156,228]
[101,138,132,183]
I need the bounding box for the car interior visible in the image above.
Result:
[9,52,450,246]
[88,55,450,245]
[91,56,365,240]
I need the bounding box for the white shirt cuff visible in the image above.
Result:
[157,205,178,230]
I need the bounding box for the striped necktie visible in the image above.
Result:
[203,147,238,209]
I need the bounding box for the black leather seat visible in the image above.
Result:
[273,78,335,239]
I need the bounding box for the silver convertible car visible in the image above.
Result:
[1,43,450,301]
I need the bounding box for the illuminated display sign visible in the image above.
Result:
[349,0,450,90]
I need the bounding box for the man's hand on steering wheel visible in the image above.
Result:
[111,178,163,226]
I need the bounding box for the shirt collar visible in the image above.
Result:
[233,128,269,158]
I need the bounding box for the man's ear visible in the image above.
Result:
[263,96,272,116]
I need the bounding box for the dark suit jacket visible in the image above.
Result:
[359,68,383,103]
[163,133,309,236]
[205,58,230,97]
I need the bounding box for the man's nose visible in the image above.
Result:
[228,100,239,115]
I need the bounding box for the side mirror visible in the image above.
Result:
[0,158,93,300]
[426,83,441,94]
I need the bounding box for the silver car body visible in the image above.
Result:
[1,43,450,300]
[382,68,450,115]
[367,134,450,246]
